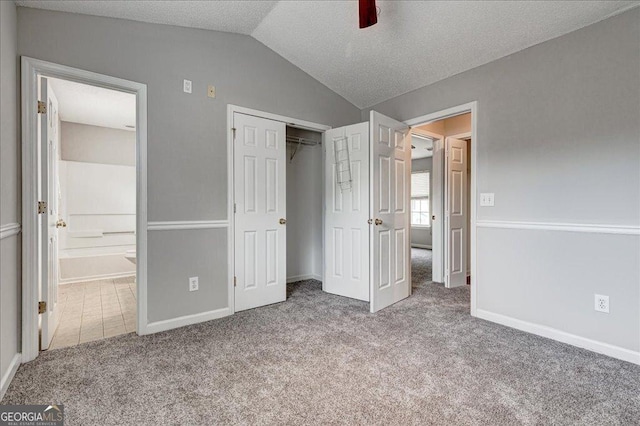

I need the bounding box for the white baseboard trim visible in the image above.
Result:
[143,307,232,335]
[287,274,322,283]
[476,309,640,365]
[0,353,21,401]
[411,244,432,249]
[0,223,21,240]
[59,272,136,285]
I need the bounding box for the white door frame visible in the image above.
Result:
[404,101,478,316]
[227,105,331,310]
[21,57,148,362]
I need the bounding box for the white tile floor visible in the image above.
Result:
[49,276,137,350]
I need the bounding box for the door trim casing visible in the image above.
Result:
[404,101,478,317]
[227,105,330,312]
[21,57,148,361]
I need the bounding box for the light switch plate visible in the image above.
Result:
[183,79,192,94]
[207,85,216,98]
[480,193,495,207]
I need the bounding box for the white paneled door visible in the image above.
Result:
[234,113,287,311]
[431,138,444,283]
[444,137,467,288]
[40,77,61,350]
[369,111,411,313]
[323,122,370,301]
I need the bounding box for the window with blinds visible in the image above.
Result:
[411,171,430,226]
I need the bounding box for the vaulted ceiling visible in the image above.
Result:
[16,1,639,108]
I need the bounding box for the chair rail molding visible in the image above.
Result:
[147,220,229,231]
[476,220,640,235]
[0,223,21,240]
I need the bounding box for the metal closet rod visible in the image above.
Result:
[286,136,321,146]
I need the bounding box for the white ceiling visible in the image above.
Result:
[18,1,639,108]
[411,134,434,160]
[47,78,136,131]
[16,1,279,35]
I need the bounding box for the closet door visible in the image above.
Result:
[234,113,287,312]
[323,122,370,301]
[369,111,411,313]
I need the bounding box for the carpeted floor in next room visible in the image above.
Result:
[3,249,639,425]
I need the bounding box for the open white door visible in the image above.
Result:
[234,113,287,312]
[444,137,467,288]
[431,137,444,282]
[369,111,411,313]
[323,123,370,301]
[40,78,61,350]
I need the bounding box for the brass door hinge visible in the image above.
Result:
[232,127,236,140]
[38,100,47,114]
[38,301,46,314]
[234,276,237,287]
[37,201,47,214]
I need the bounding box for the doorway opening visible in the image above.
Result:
[42,77,138,349]
[405,103,477,314]
[21,57,148,362]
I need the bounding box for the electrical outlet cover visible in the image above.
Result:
[189,276,199,292]
[183,79,192,94]
[594,294,609,313]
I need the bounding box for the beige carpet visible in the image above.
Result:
[2,251,639,425]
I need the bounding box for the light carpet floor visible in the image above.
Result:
[2,249,639,425]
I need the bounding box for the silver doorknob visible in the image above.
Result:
[279,218,287,225]
[56,219,67,228]
[374,219,383,226]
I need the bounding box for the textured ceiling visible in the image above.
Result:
[17,1,639,108]
[48,78,136,131]
[15,1,279,34]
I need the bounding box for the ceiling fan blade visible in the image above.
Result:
[359,0,378,29]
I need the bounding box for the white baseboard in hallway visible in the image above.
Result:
[476,309,640,365]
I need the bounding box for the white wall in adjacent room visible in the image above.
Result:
[58,122,136,282]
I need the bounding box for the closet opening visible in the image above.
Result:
[285,127,324,293]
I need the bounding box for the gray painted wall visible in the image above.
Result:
[0,0,21,395]
[411,157,432,248]
[365,9,640,353]
[17,7,361,326]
